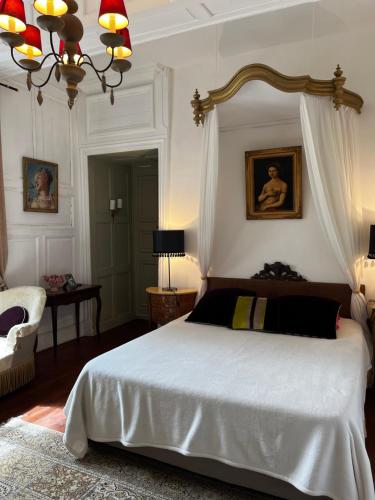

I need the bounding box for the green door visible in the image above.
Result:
[89,157,134,331]
[131,162,159,318]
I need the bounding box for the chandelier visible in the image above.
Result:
[0,0,132,108]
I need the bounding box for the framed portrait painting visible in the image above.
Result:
[245,146,302,220]
[23,157,58,213]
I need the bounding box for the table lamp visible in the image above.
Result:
[153,230,185,291]
[368,225,375,259]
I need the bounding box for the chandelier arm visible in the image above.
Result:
[10,48,59,72]
[105,72,124,89]
[38,52,61,68]
[28,61,59,89]
[79,60,123,91]
[80,60,104,84]
[80,51,115,74]
[49,31,61,63]
[10,48,32,71]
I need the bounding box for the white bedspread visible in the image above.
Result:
[64,317,374,500]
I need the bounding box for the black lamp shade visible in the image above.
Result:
[368,225,375,259]
[153,230,185,257]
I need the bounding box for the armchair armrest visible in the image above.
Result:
[6,321,40,351]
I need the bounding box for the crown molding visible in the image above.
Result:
[219,116,300,133]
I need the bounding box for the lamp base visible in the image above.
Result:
[162,286,178,292]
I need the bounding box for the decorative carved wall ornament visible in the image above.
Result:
[191,63,364,126]
[251,262,306,281]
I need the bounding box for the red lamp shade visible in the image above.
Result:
[98,0,128,32]
[106,27,132,59]
[15,24,42,58]
[59,39,82,64]
[59,40,82,56]
[0,0,26,33]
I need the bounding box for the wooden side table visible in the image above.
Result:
[146,287,197,326]
[46,284,102,356]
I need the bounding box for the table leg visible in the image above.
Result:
[95,294,101,337]
[75,302,80,341]
[51,305,58,357]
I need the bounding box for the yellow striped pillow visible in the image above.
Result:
[232,296,268,330]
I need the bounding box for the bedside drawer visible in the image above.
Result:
[150,295,177,325]
[146,287,197,327]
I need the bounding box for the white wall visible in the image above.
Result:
[168,3,375,298]
[0,64,171,349]
[211,121,345,281]
[0,83,79,350]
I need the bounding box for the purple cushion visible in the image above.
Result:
[0,307,29,337]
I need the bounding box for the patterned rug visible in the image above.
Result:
[0,418,282,500]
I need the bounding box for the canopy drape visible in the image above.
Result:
[196,85,367,337]
[0,133,7,290]
[197,107,219,297]
[300,94,368,332]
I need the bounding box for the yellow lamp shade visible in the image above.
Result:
[0,14,26,32]
[98,0,128,31]
[16,43,42,57]
[106,27,131,58]
[0,0,27,33]
[106,45,131,59]
[98,12,128,31]
[33,0,68,16]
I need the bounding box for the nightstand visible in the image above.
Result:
[146,287,197,326]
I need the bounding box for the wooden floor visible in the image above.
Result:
[1,319,375,481]
[0,320,151,432]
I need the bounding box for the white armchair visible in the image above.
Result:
[0,286,46,397]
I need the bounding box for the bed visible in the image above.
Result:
[64,276,374,500]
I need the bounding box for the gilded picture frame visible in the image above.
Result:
[245,146,302,220]
[23,157,58,213]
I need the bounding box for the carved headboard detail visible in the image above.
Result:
[251,262,306,281]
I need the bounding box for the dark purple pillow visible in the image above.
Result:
[276,295,341,339]
[0,307,29,337]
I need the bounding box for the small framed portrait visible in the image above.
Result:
[63,274,79,291]
[23,157,58,213]
[245,146,302,220]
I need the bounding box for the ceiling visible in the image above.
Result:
[0,0,319,78]
[1,0,374,112]
[218,81,300,130]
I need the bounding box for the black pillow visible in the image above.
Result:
[186,288,256,326]
[276,295,341,339]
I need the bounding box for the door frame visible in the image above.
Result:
[75,137,169,333]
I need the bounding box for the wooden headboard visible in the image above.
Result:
[206,276,357,319]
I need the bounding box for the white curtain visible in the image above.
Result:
[300,94,368,331]
[197,107,219,297]
[0,132,7,290]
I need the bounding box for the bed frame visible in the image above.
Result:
[115,443,330,500]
